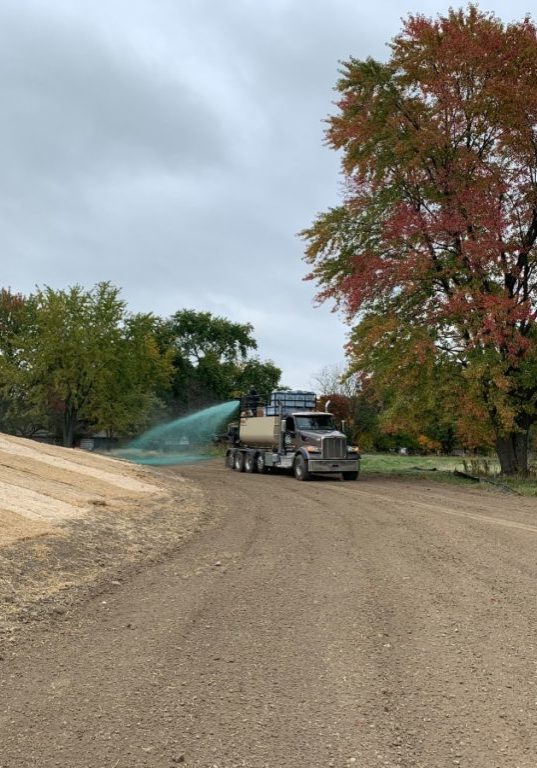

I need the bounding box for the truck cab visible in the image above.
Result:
[282,411,360,480]
[284,412,337,442]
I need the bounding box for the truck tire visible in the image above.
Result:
[342,471,359,481]
[244,452,257,473]
[233,450,245,472]
[256,452,269,474]
[293,454,310,481]
[225,450,234,469]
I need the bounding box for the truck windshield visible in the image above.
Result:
[295,415,336,431]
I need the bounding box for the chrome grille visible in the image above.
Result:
[322,436,346,459]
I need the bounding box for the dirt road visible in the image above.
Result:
[2,461,537,767]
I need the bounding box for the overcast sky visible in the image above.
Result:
[1,0,533,390]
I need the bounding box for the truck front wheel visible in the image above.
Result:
[225,450,234,469]
[293,455,311,481]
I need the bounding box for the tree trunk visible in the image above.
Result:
[495,430,529,476]
[62,409,77,448]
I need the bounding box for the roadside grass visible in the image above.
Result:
[496,476,537,496]
[360,453,471,488]
[361,453,464,474]
[361,453,537,496]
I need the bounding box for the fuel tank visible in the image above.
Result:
[239,415,281,449]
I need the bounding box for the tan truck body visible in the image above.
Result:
[238,415,280,449]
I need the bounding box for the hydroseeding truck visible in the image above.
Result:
[225,390,360,481]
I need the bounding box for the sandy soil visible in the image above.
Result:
[0,434,165,537]
[0,434,205,632]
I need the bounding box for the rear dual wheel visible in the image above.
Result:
[244,453,257,473]
[233,451,245,472]
[228,450,268,474]
[256,453,269,474]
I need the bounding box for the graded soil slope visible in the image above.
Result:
[0,434,204,633]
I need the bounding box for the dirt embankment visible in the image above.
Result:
[0,434,207,637]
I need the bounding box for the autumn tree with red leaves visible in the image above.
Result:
[302,5,537,474]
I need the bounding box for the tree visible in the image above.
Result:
[317,392,352,422]
[233,357,282,401]
[16,283,171,447]
[311,363,360,399]
[165,310,256,365]
[160,310,270,410]
[312,363,362,442]
[27,283,125,446]
[87,312,174,438]
[0,290,50,436]
[302,6,537,474]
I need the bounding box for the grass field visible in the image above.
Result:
[361,453,465,474]
[360,453,474,490]
[360,453,537,496]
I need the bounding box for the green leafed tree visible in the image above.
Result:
[233,357,282,402]
[160,310,280,410]
[302,6,537,474]
[86,312,174,439]
[9,282,172,447]
[0,289,49,436]
[166,310,257,365]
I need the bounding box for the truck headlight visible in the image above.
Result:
[305,446,321,453]
[347,446,360,453]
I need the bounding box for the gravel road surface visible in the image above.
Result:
[2,460,537,767]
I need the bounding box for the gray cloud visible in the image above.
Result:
[0,4,226,185]
[0,0,532,388]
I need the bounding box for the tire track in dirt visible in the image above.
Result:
[2,463,537,767]
[328,483,537,534]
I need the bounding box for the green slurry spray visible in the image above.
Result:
[114,400,239,466]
